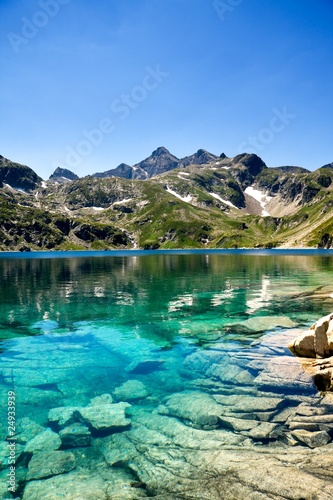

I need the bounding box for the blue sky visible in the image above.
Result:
[1,0,332,178]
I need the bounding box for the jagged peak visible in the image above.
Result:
[151,146,176,157]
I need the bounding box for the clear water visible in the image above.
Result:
[0,251,333,498]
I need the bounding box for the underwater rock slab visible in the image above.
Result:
[26,450,76,480]
[128,443,333,500]
[59,423,91,448]
[213,395,285,414]
[113,380,149,401]
[22,467,148,500]
[25,429,61,453]
[75,402,131,431]
[157,391,223,429]
[253,356,314,391]
[48,406,81,428]
[88,393,113,406]
[15,418,44,445]
[0,441,24,471]
[224,315,297,333]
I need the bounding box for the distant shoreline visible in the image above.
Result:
[1,248,333,259]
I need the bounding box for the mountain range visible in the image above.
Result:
[0,148,332,251]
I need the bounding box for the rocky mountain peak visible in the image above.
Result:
[135,147,179,178]
[0,155,42,191]
[151,146,173,157]
[49,167,79,182]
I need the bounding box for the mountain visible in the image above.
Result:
[49,167,79,182]
[178,149,218,168]
[134,146,180,177]
[0,155,42,191]
[93,163,147,180]
[0,150,332,251]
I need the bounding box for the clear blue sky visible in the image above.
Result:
[1,0,332,178]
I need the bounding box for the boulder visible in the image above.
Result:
[157,391,223,430]
[48,406,80,428]
[113,380,149,401]
[15,418,44,445]
[59,423,91,448]
[74,402,131,431]
[25,429,61,453]
[290,429,331,448]
[288,313,333,358]
[88,394,113,406]
[26,451,75,480]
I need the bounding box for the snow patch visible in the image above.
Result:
[179,172,190,176]
[222,166,230,170]
[4,183,26,193]
[83,206,104,211]
[209,192,237,209]
[41,181,47,188]
[166,186,192,203]
[113,198,133,205]
[245,186,272,216]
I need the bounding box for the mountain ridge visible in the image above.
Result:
[0,149,332,251]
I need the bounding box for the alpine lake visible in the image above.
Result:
[1,249,333,500]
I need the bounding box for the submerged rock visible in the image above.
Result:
[59,423,91,448]
[26,450,75,480]
[113,380,149,401]
[74,402,131,431]
[225,315,296,333]
[253,356,314,392]
[126,359,165,374]
[48,406,80,428]
[22,467,147,499]
[15,418,44,445]
[25,429,61,453]
[157,391,223,429]
[290,429,331,448]
[88,393,113,406]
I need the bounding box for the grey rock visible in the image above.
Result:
[213,395,285,413]
[113,380,149,401]
[15,418,44,444]
[0,441,24,470]
[225,315,296,333]
[25,429,61,453]
[22,467,147,499]
[27,450,75,480]
[48,406,80,428]
[254,355,314,391]
[88,393,113,406]
[59,423,91,447]
[157,391,223,429]
[291,429,331,448]
[75,402,131,431]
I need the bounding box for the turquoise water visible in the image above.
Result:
[0,251,333,498]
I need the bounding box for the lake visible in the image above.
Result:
[1,250,333,499]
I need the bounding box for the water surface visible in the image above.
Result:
[0,251,333,498]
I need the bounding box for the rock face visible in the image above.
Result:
[288,313,333,358]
